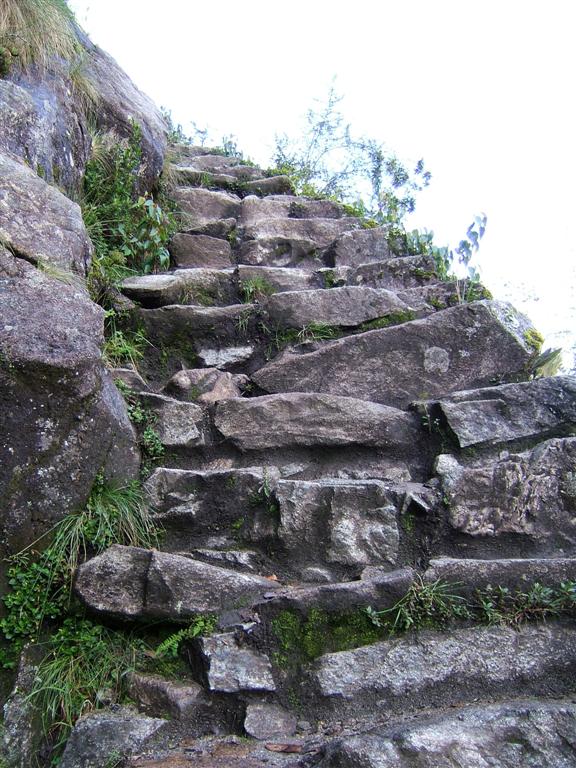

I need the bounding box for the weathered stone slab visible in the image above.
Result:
[178,153,246,171]
[239,236,324,269]
[312,624,576,713]
[317,701,576,768]
[424,557,576,595]
[162,368,247,403]
[244,704,297,740]
[265,286,414,328]
[214,394,422,453]
[352,254,439,291]
[59,709,165,768]
[244,175,294,196]
[253,302,536,408]
[197,346,255,369]
[170,233,233,269]
[326,227,394,268]
[75,545,282,619]
[193,633,276,692]
[238,265,319,293]
[417,376,576,449]
[243,217,361,248]
[128,674,204,719]
[138,304,256,345]
[122,268,235,308]
[436,437,576,555]
[0,151,92,274]
[173,187,241,228]
[276,480,401,570]
[241,195,344,226]
[138,393,205,447]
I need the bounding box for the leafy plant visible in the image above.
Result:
[102,313,150,369]
[154,615,217,659]
[240,277,274,303]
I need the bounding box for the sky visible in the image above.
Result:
[70,0,575,370]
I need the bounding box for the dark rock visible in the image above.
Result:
[265,286,415,328]
[326,227,394,268]
[170,233,233,269]
[0,150,92,274]
[138,304,256,347]
[138,393,205,447]
[214,394,423,453]
[1,645,44,768]
[173,187,241,229]
[59,708,165,768]
[317,700,576,767]
[0,257,139,584]
[252,302,536,408]
[436,437,576,555]
[416,376,576,449]
[312,624,576,716]
[128,673,205,718]
[110,367,149,391]
[193,633,276,692]
[75,545,282,619]
[244,703,297,740]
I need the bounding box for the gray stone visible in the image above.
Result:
[174,187,241,229]
[122,268,235,308]
[352,254,439,290]
[424,557,576,595]
[317,701,576,768]
[326,226,394,268]
[0,257,139,582]
[240,195,344,226]
[138,303,256,346]
[198,345,255,369]
[238,265,319,293]
[170,233,233,269]
[75,545,281,619]
[162,368,247,403]
[1,646,44,768]
[194,633,276,692]
[417,376,576,449]
[253,301,536,408]
[138,392,205,447]
[178,153,247,171]
[243,217,361,249]
[239,236,325,269]
[59,708,165,768]
[265,286,414,328]
[312,624,576,714]
[436,437,576,555]
[214,394,422,453]
[111,367,149,392]
[244,703,297,740]
[276,480,401,570]
[244,175,294,196]
[128,673,204,718]
[0,151,92,274]
[185,217,237,240]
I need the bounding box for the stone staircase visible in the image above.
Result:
[64,147,576,766]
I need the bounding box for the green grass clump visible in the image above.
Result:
[0,0,78,73]
[360,310,416,332]
[240,277,274,303]
[523,327,545,354]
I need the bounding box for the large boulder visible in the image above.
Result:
[0,252,139,591]
[252,301,537,408]
[0,151,92,274]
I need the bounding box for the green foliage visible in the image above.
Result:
[528,347,563,378]
[523,327,545,354]
[248,471,279,519]
[84,124,175,304]
[102,311,150,369]
[154,615,217,659]
[114,385,165,471]
[0,0,78,73]
[360,310,416,332]
[0,477,158,656]
[240,277,274,303]
[270,86,430,231]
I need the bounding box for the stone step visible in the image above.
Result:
[316,699,576,768]
[415,375,576,450]
[252,301,537,409]
[170,233,234,269]
[214,394,423,454]
[435,436,576,559]
[237,265,321,294]
[309,623,576,719]
[161,367,248,403]
[175,165,263,186]
[121,268,236,308]
[352,254,440,290]
[264,286,421,329]
[74,545,282,621]
[190,632,276,694]
[325,226,394,268]
[173,187,241,229]
[240,195,347,226]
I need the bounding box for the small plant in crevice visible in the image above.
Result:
[153,614,218,660]
[240,277,274,303]
[102,311,151,370]
[249,471,280,520]
[114,381,165,472]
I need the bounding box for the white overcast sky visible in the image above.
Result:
[70,0,575,368]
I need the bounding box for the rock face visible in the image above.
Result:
[252,301,536,408]
[0,253,139,584]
